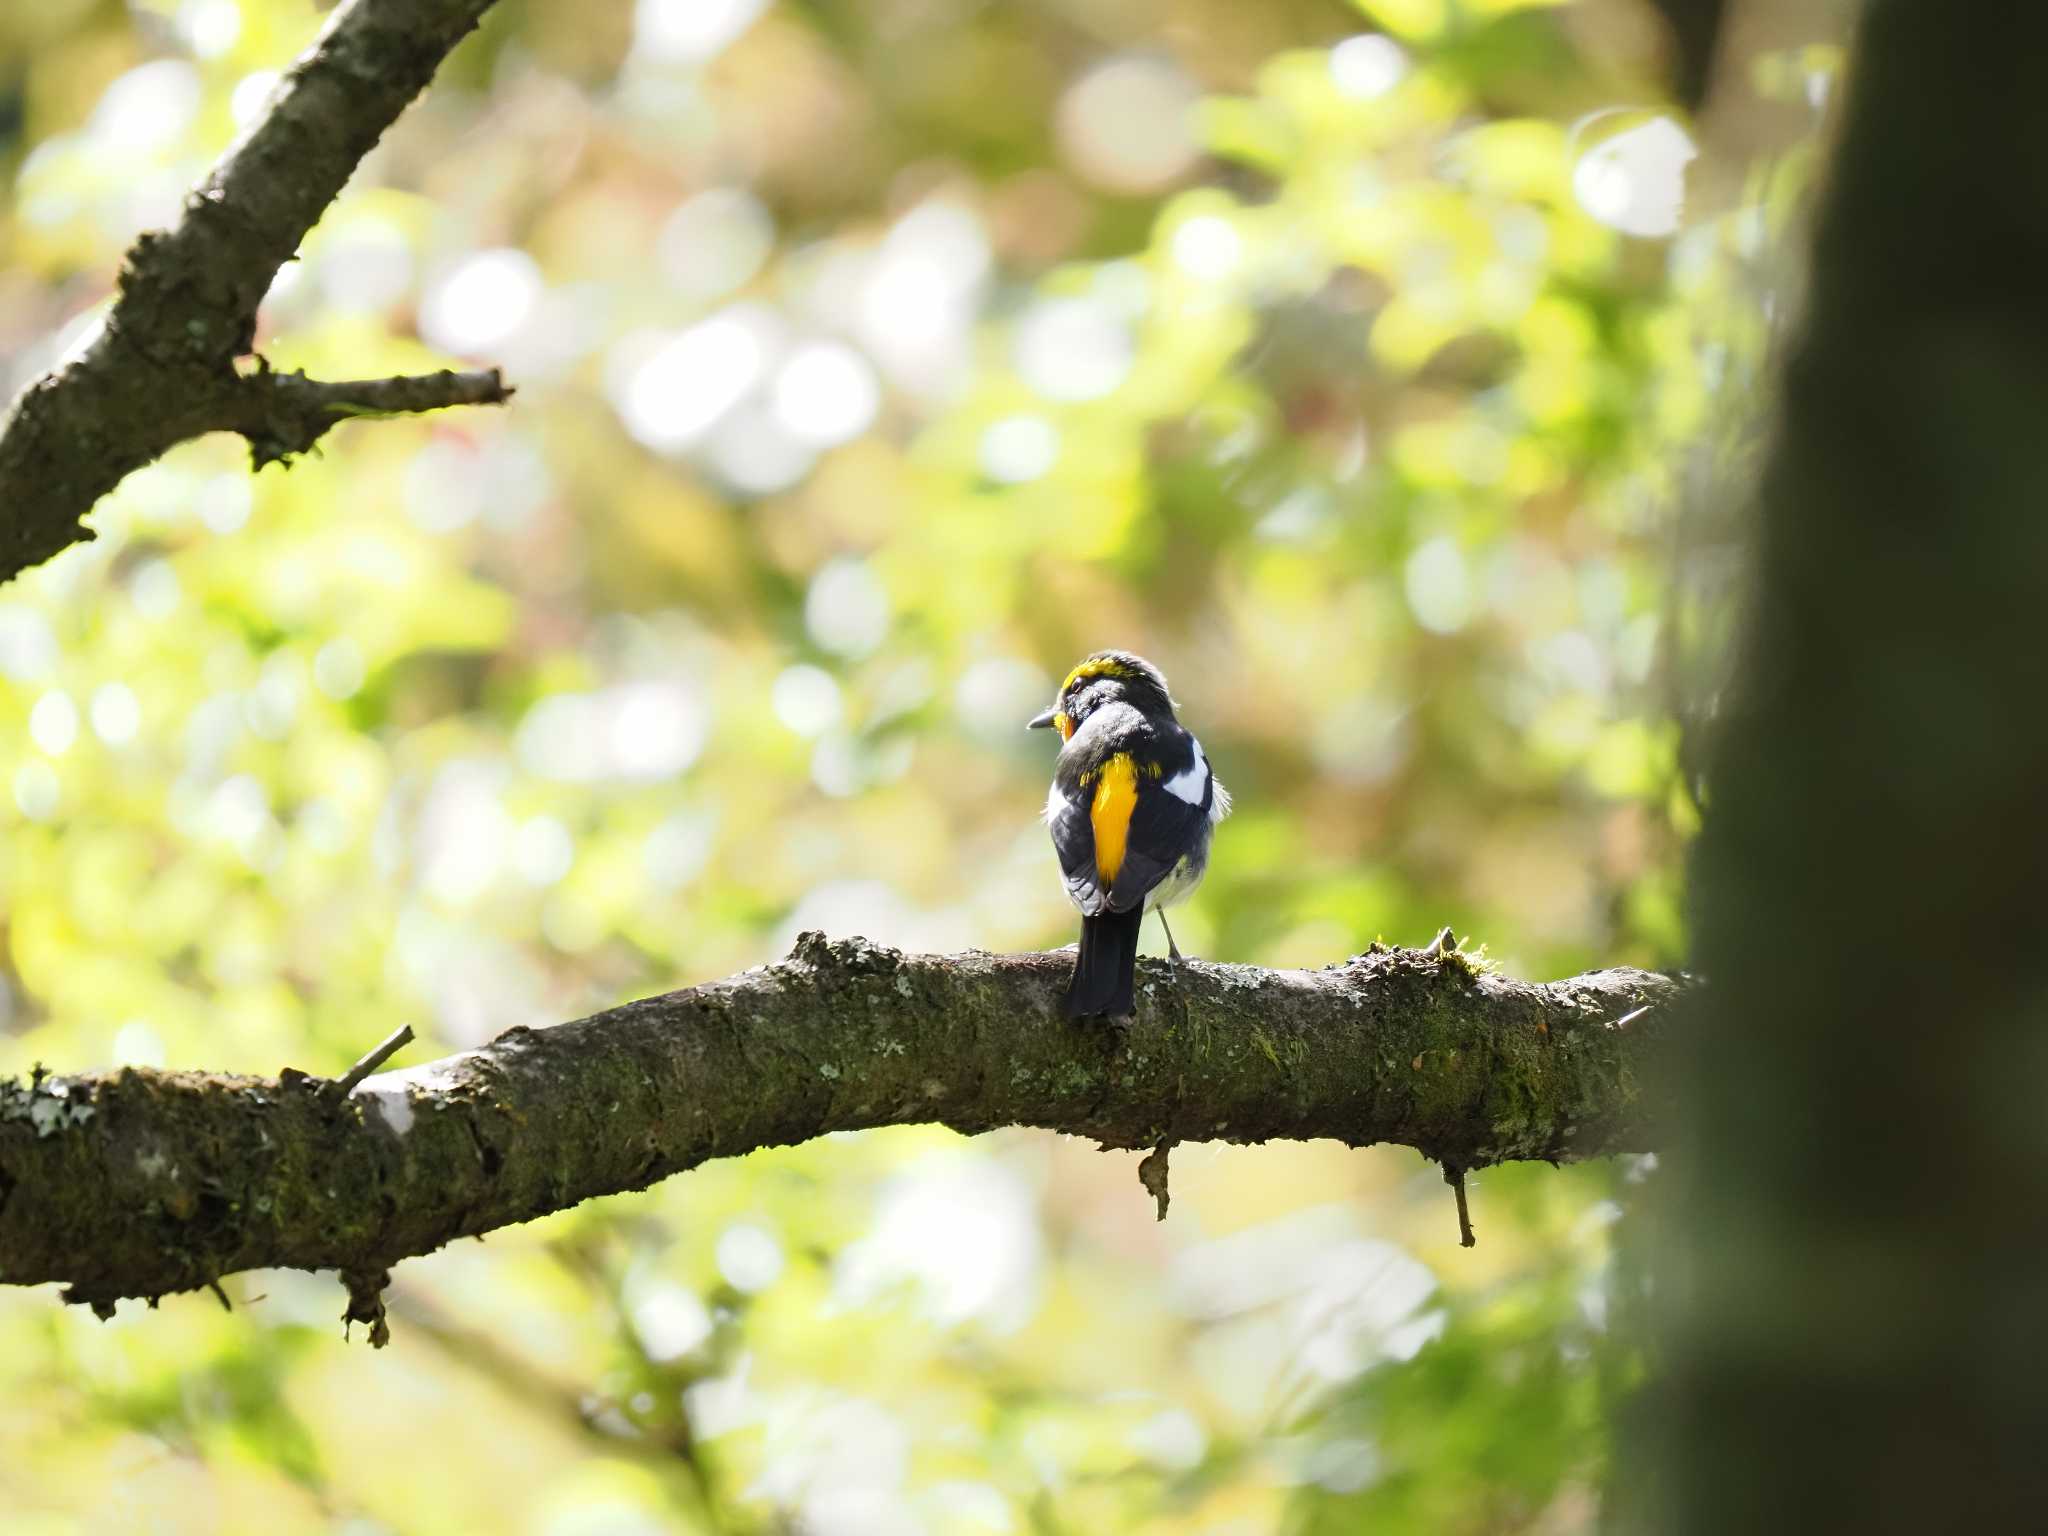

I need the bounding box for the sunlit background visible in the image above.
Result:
[0,0,1829,1530]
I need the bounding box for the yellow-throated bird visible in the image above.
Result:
[1030,651,1230,1017]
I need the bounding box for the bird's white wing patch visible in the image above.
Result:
[1164,737,1210,806]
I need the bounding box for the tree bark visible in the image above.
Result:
[1,935,1678,1342]
[1659,1,2048,1528]
[0,0,509,585]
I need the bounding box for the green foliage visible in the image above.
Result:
[0,0,1824,1529]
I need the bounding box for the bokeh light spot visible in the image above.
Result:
[13,761,57,821]
[419,248,544,357]
[805,559,890,658]
[978,415,1060,484]
[658,187,775,302]
[1330,34,1408,100]
[178,0,243,61]
[716,1224,786,1293]
[630,1282,713,1363]
[313,637,366,701]
[1405,536,1474,634]
[90,683,141,747]
[1573,115,1697,238]
[95,61,202,152]
[515,816,576,887]
[29,690,78,756]
[1015,298,1132,402]
[773,665,845,737]
[614,307,775,454]
[772,341,881,447]
[634,0,767,65]
[1057,56,1199,194]
[1170,215,1243,280]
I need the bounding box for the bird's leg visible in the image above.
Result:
[1157,909,1183,964]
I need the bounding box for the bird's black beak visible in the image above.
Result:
[1027,707,1058,731]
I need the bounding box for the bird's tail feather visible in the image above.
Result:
[1065,907,1144,1017]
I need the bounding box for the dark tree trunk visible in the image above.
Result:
[1665,2,2048,1526]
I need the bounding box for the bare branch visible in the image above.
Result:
[231,367,514,470]
[333,1023,417,1097]
[0,0,507,585]
[0,934,1683,1335]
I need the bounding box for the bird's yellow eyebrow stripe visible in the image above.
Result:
[1091,753,1137,886]
[1061,657,1131,695]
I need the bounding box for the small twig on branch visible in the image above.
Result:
[0,0,509,586]
[336,1024,416,1096]
[1445,1164,1477,1248]
[232,368,513,469]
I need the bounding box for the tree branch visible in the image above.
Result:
[0,0,508,585]
[0,933,1680,1336]
[231,365,512,470]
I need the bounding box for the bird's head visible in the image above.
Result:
[1028,651,1175,740]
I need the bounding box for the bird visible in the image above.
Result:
[1030,650,1230,1017]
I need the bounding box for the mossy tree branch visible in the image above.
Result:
[0,0,509,585]
[0,934,1680,1342]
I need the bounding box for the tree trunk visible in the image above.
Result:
[1664,3,2048,1526]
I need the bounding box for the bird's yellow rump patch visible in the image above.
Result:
[1091,752,1137,885]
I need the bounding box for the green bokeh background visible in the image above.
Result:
[0,0,1820,1530]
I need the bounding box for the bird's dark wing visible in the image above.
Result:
[1047,778,1108,915]
[1105,774,1207,913]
